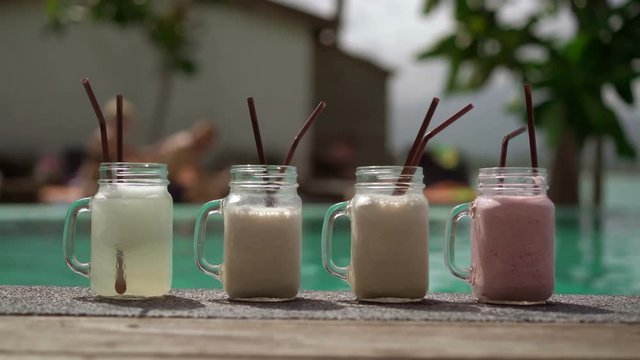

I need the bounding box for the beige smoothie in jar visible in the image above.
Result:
[350,193,429,300]
[222,205,301,300]
[194,165,302,302]
[322,166,429,303]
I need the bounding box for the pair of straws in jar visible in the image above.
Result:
[246,97,327,207]
[81,78,127,295]
[397,83,539,195]
[496,84,539,168]
[246,97,326,167]
[394,99,473,195]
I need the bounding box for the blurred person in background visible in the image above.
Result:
[36,149,86,203]
[418,145,475,204]
[314,134,358,180]
[38,98,143,202]
[308,134,359,201]
[150,120,220,202]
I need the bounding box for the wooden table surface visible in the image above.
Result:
[1,316,639,359]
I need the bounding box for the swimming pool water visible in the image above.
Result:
[0,202,638,295]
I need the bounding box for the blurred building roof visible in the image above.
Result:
[215,0,337,29]
[228,0,391,75]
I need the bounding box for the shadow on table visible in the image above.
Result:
[209,297,345,311]
[514,301,614,315]
[74,295,206,315]
[340,298,483,314]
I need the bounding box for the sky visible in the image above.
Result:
[273,0,640,169]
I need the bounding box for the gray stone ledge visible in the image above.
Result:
[1,286,638,324]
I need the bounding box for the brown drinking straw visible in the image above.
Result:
[283,101,327,165]
[499,126,527,167]
[404,97,440,167]
[524,84,538,167]
[115,250,126,294]
[116,95,124,163]
[114,94,127,295]
[247,97,267,165]
[81,78,110,163]
[392,98,440,195]
[81,80,126,295]
[394,103,473,196]
[410,104,475,167]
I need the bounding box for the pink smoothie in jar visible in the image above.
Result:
[470,194,554,303]
[445,167,555,305]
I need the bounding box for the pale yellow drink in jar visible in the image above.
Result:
[90,185,172,298]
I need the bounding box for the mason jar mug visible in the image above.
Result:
[194,165,302,301]
[322,166,429,303]
[445,167,555,305]
[63,162,173,299]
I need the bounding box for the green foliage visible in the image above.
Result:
[419,0,639,158]
[45,0,197,74]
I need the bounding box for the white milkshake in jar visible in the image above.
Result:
[322,166,429,302]
[222,206,301,299]
[350,193,429,301]
[91,184,173,298]
[194,165,302,301]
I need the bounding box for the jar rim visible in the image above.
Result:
[477,167,548,194]
[98,162,169,185]
[479,166,547,174]
[356,166,423,178]
[356,165,421,171]
[355,165,424,192]
[229,164,298,188]
[231,164,296,170]
[99,162,167,170]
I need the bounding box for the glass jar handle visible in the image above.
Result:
[321,201,349,281]
[63,197,91,278]
[194,199,223,281]
[444,202,471,280]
